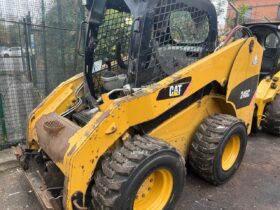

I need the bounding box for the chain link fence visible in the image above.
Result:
[0,0,84,149]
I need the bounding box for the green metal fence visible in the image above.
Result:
[0,0,84,149]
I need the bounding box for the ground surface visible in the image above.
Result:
[0,132,279,210]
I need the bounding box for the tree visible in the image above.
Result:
[44,0,80,90]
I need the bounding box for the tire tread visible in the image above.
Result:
[263,95,280,136]
[189,114,241,185]
[91,135,178,209]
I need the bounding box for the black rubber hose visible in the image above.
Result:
[116,42,128,69]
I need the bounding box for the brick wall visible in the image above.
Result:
[228,0,280,23]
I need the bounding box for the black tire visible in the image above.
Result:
[4,54,9,58]
[91,135,186,210]
[262,94,280,136]
[189,114,247,185]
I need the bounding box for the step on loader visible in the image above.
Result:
[13,0,280,210]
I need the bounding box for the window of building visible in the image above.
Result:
[277,5,280,20]
[244,7,252,22]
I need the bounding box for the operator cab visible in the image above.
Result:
[84,0,217,98]
[245,22,280,79]
[74,0,217,126]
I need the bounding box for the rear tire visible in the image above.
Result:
[262,94,280,136]
[189,114,247,185]
[4,54,9,58]
[91,135,186,210]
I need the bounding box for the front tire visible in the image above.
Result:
[189,114,247,185]
[91,135,186,210]
[262,94,280,136]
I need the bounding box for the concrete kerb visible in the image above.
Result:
[0,149,19,172]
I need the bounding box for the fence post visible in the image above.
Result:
[0,94,7,142]
[42,0,49,94]
[18,23,27,72]
[57,0,66,75]
[23,17,32,81]
[26,12,38,86]
[74,3,85,72]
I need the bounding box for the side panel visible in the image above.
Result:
[149,95,235,156]
[226,38,263,133]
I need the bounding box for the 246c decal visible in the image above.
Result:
[228,75,259,109]
[157,77,192,100]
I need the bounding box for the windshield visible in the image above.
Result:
[170,11,210,44]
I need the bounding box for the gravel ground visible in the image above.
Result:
[0,132,279,210]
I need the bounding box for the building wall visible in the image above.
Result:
[228,0,280,23]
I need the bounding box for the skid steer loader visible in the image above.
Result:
[12,0,280,210]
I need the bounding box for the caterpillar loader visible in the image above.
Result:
[13,0,280,209]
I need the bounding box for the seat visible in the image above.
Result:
[260,49,278,77]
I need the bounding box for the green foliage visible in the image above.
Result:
[44,0,79,88]
[0,22,20,46]
[170,11,209,44]
[95,9,132,62]
[238,5,250,24]
[226,3,251,29]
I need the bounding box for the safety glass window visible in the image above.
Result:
[170,11,209,44]
[94,9,132,72]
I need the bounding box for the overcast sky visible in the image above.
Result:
[0,0,229,29]
[211,0,229,29]
[0,0,55,23]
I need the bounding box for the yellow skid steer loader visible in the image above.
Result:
[13,0,280,210]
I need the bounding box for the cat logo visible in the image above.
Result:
[157,77,192,100]
[169,85,183,97]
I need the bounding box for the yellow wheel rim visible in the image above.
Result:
[222,135,241,171]
[133,169,173,210]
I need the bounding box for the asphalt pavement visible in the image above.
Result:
[0,132,279,210]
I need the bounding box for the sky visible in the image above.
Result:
[0,0,229,28]
[211,0,229,30]
[0,0,55,23]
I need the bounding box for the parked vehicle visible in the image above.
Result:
[0,46,9,53]
[0,47,22,57]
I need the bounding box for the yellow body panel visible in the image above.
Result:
[226,40,263,132]
[150,95,228,156]
[27,73,84,150]
[26,38,264,209]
